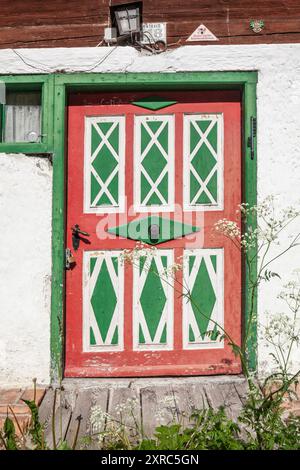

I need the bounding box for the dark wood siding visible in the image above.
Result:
[0,0,299,48]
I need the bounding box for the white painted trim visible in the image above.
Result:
[84,115,125,214]
[133,250,174,351]
[182,248,224,350]
[183,114,224,212]
[134,114,175,213]
[82,250,124,352]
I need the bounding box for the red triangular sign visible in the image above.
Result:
[187,24,218,42]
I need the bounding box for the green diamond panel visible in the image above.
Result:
[139,256,167,344]
[90,257,117,343]
[184,251,222,347]
[190,257,216,340]
[107,215,200,245]
[89,255,119,346]
[134,251,173,348]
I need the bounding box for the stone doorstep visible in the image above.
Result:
[1,381,300,438]
[0,387,46,437]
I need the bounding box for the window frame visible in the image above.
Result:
[0,75,54,153]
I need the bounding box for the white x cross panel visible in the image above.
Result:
[134,115,175,213]
[91,120,119,165]
[183,114,224,212]
[84,116,125,214]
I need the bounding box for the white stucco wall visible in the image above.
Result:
[0,154,52,386]
[0,43,300,384]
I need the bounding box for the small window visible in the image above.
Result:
[1,90,42,143]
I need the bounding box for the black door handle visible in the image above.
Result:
[71,224,90,250]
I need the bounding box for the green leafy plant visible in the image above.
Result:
[137,408,244,450]
[0,417,18,450]
[83,396,300,450]
[22,399,44,449]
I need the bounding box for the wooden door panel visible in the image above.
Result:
[65,91,242,377]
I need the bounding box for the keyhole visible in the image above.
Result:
[149,224,160,243]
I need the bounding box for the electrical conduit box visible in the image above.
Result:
[104,27,117,43]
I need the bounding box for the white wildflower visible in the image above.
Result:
[89,406,110,434]
[214,219,241,239]
[115,397,138,416]
[119,242,158,266]
[161,262,183,277]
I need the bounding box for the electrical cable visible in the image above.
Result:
[80,45,118,71]
[12,49,52,72]
[12,45,119,73]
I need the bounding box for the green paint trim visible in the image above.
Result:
[243,82,258,371]
[132,96,177,110]
[54,71,258,87]
[50,82,66,382]
[0,103,4,141]
[0,71,258,380]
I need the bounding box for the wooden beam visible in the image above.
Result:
[0,0,299,48]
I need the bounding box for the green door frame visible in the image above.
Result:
[0,71,257,382]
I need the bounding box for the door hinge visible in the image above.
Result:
[65,248,76,270]
[247,116,257,160]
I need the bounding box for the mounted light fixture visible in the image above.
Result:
[110,2,143,41]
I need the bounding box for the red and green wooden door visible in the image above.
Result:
[65,91,242,377]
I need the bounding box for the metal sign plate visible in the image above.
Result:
[187,24,218,42]
[142,22,167,44]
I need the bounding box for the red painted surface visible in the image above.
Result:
[65,90,242,377]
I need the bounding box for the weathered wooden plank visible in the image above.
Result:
[0,25,103,48]
[1,0,300,48]
[168,18,300,37]
[172,383,208,427]
[204,382,244,420]
[0,0,106,27]
[3,0,299,28]
[85,387,110,450]
[64,389,91,449]
[43,388,72,448]
[220,383,244,421]
[215,33,300,45]
[107,387,140,443]
[234,380,249,405]
[38,387,55,430]
[107,386,140,423]
[204,382,226,409]
[188,383,209,412]
[140,385,175,437]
